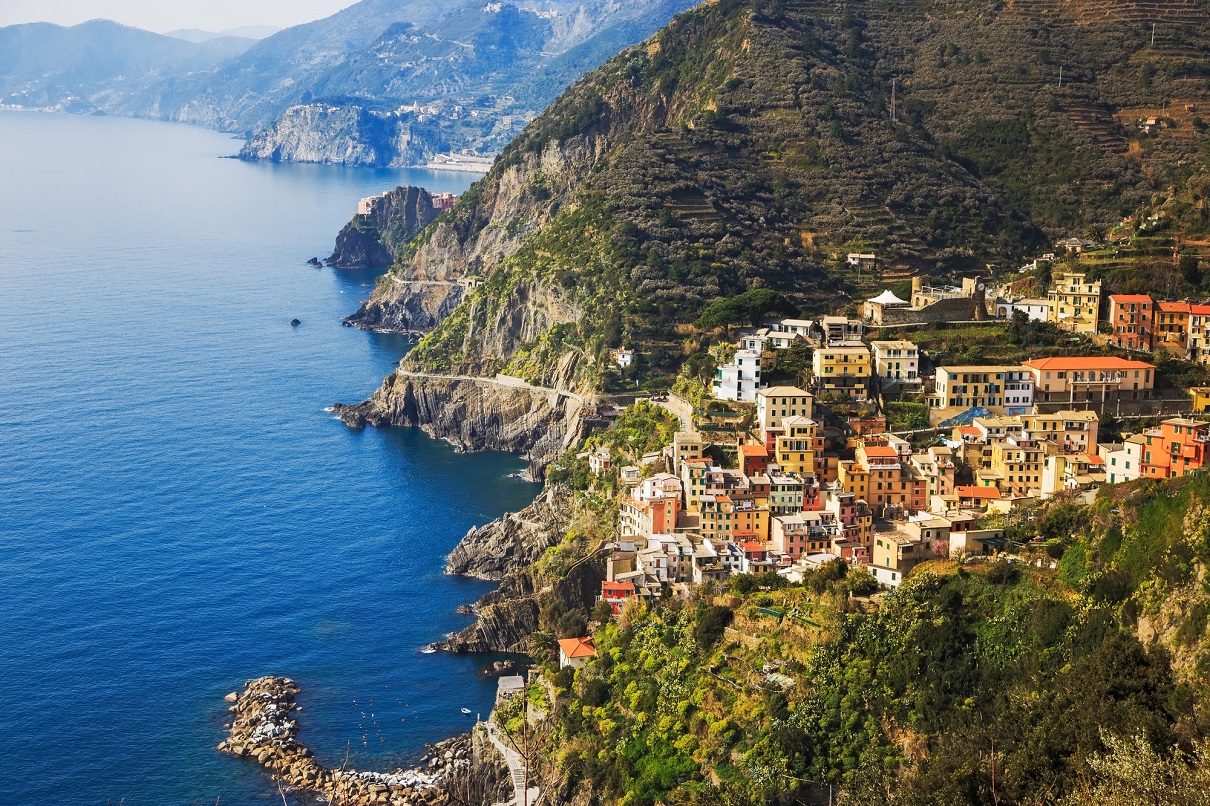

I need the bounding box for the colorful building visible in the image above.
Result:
[812,344,871,399]
[1023,356,1155,403]
[1140,418,1210,478]
[930,365,1035,412]
[870,340,920,385]
[1108,294,1153,351]
[1047,271,1102,334]
[756,385,814,434]
[1156,301,1191,356]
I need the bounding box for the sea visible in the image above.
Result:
[0,111,539,805]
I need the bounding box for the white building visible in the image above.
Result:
[713,348,762,402]
[1104,434,1145,484]
[616,348,635,368]
[993,297,1050,322]
[870,340,920,385]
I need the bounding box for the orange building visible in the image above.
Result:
[1140,418,1210,478]
[1108,294,1153,351]
[1156,300,1191,355]
[740,443,771,476]
[1023,356,1155,403]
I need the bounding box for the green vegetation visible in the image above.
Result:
[525,474,1210,804]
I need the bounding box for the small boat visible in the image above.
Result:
[460,708,472,715]
[420,646,437,654]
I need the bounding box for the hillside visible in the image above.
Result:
[524,475,1210,805]
[0,20,255,112]
[347,0,1210,397]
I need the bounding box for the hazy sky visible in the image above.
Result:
[0,0,358,33]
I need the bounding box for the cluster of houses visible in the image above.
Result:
[591,378,1210,612]
[709,308,1159,415]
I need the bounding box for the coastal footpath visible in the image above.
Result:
[219,676,509,805]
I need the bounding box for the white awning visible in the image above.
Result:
[869,289,908,305]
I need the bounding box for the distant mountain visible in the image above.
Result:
[100,0,698,164]
[0,20,257,112]
[165,26,280,43]
[0,1,695,165]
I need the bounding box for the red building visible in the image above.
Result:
[1108,294,1153,351]
[600,581,636,616]
[739,443,771,476]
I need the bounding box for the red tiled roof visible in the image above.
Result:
[957,426,981,436]
[558,637,596,659]
[1158,301,1191,313]
[1193,304,1210,315]
[1023,356,1155,371]
[602,581,635,594]
[1110,294,1152,303]
[862,446,899,458]
[740,541,767,553]
[740,444,770,457]
[955,486,1002,499]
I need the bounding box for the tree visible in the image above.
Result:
[695,289,799,330]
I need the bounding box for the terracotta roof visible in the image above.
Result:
[1158,300,1191,313]
[1110,294,1152,303]
[740,444,770,457]
[1023,356,1155,371]
[558,637,596,659]
[740,541,767,553]
[862,446,899,458]
[955,486,1002,499]
[1193,304,1210,315]
[956,426,981,436]
[602,581,635,594]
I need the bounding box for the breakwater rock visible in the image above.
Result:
[218,676,507,805]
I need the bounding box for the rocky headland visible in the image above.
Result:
[327,186,444,269]
[219,676,509,805]
[446,485,574,580]
[238,104,431,168]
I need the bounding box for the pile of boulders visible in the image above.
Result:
[217,676,476,806]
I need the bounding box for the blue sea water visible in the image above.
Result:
[0,111,539,805]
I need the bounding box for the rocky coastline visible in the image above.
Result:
[326,186,443,269]
[219,676,508,805]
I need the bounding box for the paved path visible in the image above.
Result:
[395,370,596,407]
[485,722,539,806]
[391,277,463,286]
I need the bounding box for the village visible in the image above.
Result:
[574,247,1210,631]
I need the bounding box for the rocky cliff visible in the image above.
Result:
[333,361,589,477]
[440,559,603,654]
[326,185,443,269]
[446,485,574,580]
[238,104,429,166]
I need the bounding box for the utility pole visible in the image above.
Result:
[1057,65,1063,89]
[1152,22,1157,47]
[891,77,897,122]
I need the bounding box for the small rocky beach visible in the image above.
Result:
[219,676,509,805]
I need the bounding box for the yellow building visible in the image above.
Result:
[756,386,814,433]
[773,416,824,476]
[1190,386,1210,414]
[699,494,770,543]
[1047,271,1102,334]
[812,344,871,399]
[1019,410,1099,454]
[983,437,1046,497]
[930,365,1034,411]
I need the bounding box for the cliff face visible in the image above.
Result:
[326,185,443,269]
[446,485,574,580]
[440,560,603,653]
[345,134,606,339]
[333,356,589,477]
[238,104,428,167]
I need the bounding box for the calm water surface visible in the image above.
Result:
[0,111,536,805]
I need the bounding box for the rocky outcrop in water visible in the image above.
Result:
[326,186,444,269]
[446,485,574,580]
[218,676,509,805]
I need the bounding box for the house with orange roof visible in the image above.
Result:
[1023,356,1155,403]
[739,443,770,476]
[1156,300,1191,355]
[955,485,1001,510]
[1108,294,1154,351]
[1139,418,1210,479]
[557,637,596,669]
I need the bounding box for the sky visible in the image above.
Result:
[0,0,358,33]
